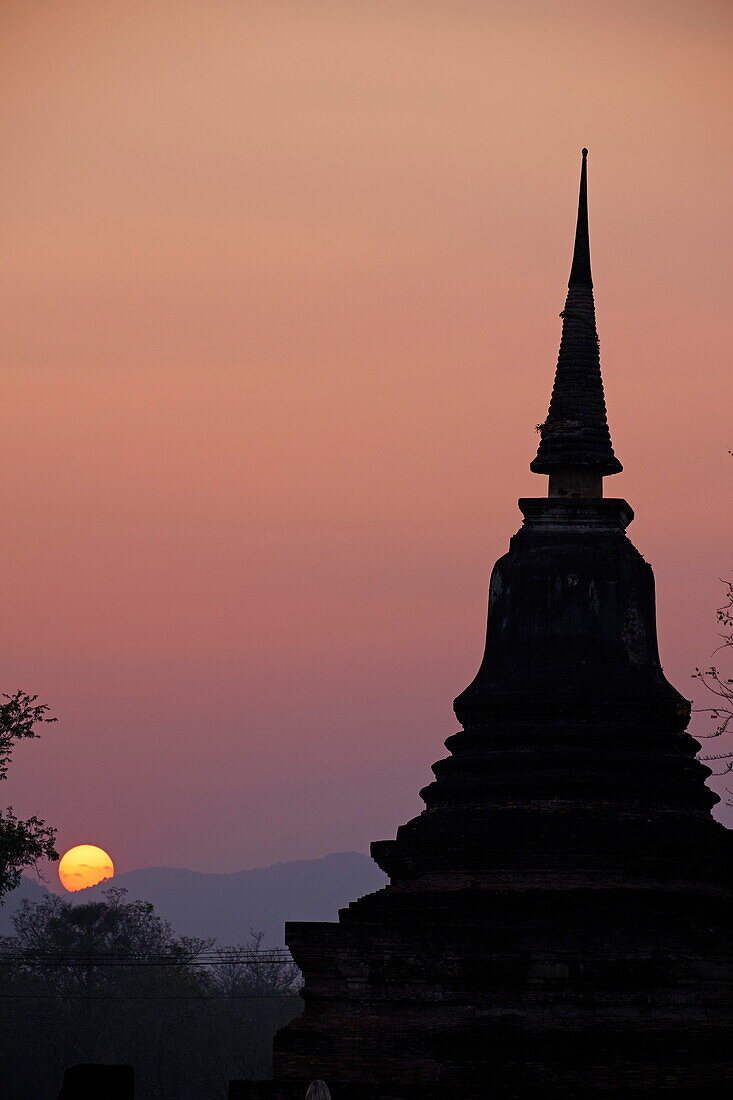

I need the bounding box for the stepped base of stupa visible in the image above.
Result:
[230,803,732,1097]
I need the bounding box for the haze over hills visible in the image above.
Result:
[0,852,387,945]
[0,876,49,935]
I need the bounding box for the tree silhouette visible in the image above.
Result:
[0,692,57,901]
[694,579,733,789]
[0,889,300,1100]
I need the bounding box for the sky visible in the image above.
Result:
[1,0,732,878]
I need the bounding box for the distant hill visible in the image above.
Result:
[0,876,50,934]
[66,852,387,946]
[0,852,387,945]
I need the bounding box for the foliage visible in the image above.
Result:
[0,692,57,900]
[0,888,301,1100]
[9,884,211,960]
[201,931,301,1088]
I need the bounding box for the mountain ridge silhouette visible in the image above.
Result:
[0,852,386,945]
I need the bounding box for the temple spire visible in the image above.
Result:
[568,148,592,289]
[530,148,622,497]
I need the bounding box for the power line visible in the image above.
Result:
[0,992,301,1001]
[0,951,295,967]
[0,946,290,954]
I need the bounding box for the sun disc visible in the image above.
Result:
[58,844,115,893]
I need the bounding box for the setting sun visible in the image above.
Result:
[58,845,115,893]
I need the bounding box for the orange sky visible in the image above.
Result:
[2,1,732,874]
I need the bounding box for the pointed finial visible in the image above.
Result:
[568,148,592,289]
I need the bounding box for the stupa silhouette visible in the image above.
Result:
[236,152,732,1098]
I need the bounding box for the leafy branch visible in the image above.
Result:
[0,692,58,900]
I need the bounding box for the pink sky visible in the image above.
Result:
[1,1,731,876]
